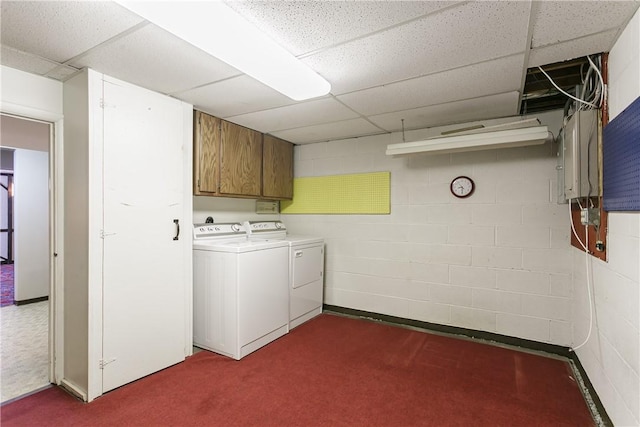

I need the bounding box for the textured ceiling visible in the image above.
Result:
[1,1,638,144]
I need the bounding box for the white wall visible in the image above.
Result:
[62,70,91,394]
[572,9,640,426]
[283,110,573,346]
[13,149,49,301]
[0,69,58,302]
[1,66,63,118]
[1,65,63,386]
[1,115,50,152]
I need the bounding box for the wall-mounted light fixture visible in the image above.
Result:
[116,1,331,101]
[386,122,550,156]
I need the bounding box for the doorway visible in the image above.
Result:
[0,114,52,402]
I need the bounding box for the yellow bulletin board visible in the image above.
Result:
[280,172,390,214]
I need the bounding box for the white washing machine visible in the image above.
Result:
[244,221,324,329]
[192,223,289,360]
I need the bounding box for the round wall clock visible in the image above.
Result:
[450,176,475,198]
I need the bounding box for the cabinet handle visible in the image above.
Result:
[173,219,180,241]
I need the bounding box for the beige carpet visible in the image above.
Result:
[1,301,50,402]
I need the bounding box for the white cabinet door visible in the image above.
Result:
[101,78,185,393]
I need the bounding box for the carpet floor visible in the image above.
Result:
[0,313,594,426]
[1,264,14,307]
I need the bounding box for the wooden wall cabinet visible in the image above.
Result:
[193,111,220,195]
[263,135,293,200]
[193,110,294,200]
[220,119,263,197]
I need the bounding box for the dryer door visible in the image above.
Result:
[291,245,323,289]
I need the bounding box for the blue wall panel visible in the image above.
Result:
[603,96,640,211]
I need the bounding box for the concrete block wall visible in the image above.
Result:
[572,8,640,425]
[283,110,575,346]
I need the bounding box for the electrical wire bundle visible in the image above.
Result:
[538,54,605,115]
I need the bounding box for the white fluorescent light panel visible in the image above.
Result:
[385,126,550,156]
[116,1,331,101]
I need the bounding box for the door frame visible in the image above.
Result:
[0,104,64,389]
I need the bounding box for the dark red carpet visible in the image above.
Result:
[1,314,594,426]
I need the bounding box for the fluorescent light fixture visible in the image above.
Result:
[385,126,550,156]
[116,1,331,101]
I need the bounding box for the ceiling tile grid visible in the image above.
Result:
[301,1,532,95]
[367,91,521,132]
[528,29,620,68]
[1,1,639,145]
[70,24,241,95]
[226,97,361,133]
[45,65,82,81]
[337,54,525,117]
[0,45,61,76]
[175,75,298,118]
[530,1,640,48]
[271,118,383,144]
[0,1,143,63]
[225,1,462,56]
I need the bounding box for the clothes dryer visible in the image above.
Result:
[244,221,324,329]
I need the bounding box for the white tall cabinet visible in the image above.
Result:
[63,69,193,401]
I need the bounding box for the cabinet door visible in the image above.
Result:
[194,111,220,195]
[101,77,185,394]
[220,120,262,196]
[262,135,293,199]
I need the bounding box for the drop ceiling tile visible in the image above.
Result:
[226,98,360,133]
[70,24,240,95]
[271,119,383,145]
[368,92,521,132]
[528,30,619,68]
[175,75,296,118]
[302,1,531,95]
[45,64,82,81]
[338,54,524,116]
[0,45,59,76]
[227,1,461,56]
[531,1,639,48]
[0,1,143,63]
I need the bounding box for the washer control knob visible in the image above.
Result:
[275,222,283,229]
[231,223,241,232]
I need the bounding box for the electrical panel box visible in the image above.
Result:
[561,109,599,200]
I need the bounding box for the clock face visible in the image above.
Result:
[450,176,475,198]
